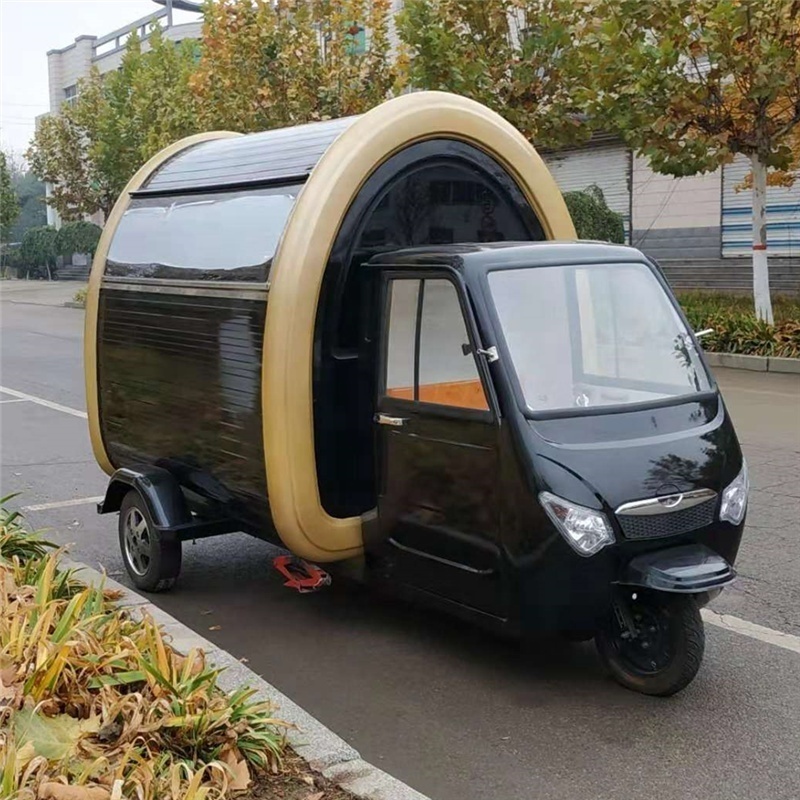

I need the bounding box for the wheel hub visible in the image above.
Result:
[615,601,673,674]
[123,508,151,576]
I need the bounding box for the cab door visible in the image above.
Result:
[369,272,505,617]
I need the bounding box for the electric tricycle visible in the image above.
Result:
[86,92,745,696]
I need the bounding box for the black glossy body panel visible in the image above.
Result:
[97,287,273,532]
[621,544,736,592]
[143,117,357,193]
[372,397,506,617]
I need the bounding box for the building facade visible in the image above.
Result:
[543,139,799,292]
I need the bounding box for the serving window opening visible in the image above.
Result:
[313,140,544,519]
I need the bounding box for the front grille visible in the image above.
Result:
[617,497,717,540]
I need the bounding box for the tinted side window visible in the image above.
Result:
[384,277,488,411]
[106,185,301,282]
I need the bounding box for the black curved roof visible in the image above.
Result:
[142,116,359,194]
[368,241,649,271]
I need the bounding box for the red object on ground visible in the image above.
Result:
[272,555,332,593]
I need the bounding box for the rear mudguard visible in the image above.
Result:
[620,544,736,594]
[98,467,191,529]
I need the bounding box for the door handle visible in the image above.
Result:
[375,413,408,427]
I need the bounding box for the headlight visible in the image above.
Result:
[720,460,748,525]
[539,492,615,556]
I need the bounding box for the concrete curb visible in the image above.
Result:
[61,558,430,800]
[63,302,85,309]
[705,352,800,374]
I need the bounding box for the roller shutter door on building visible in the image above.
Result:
[722,155,800,257]
[543,143,631,242]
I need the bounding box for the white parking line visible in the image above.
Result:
[702,609,800,655]
[0,386,88,419]
[23,496,104,512]
[0,398,29,404]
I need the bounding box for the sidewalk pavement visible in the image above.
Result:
[0,279,86,307]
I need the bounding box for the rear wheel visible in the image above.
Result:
[119,490,181,592]
[596,592,704,697]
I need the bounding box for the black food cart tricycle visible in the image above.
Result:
[86,92,746,696]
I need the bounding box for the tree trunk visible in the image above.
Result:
[750,154,774,324]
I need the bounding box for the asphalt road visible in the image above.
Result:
[2,281,799,800]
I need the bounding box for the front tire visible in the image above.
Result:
[596,592,704,697]
[119,490,181,592]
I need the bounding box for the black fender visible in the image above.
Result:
[98,467,192,530]
[619,544,736,594]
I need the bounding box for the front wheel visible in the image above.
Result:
[596,592,704,697]
[119,490,182,592]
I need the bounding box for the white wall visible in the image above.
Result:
[632,155,721,232]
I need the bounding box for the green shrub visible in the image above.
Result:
[0,495,55,564]
[563,184,625,243]
[678,292,800,358]
[55,220,102,258]
[73,286,87,306]
[19,225,58,279]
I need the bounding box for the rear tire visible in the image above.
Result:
[596,592,704,697]
[119,490,181,592]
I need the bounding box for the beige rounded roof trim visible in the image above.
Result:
[85,131,242,476]
[263,90,576,562]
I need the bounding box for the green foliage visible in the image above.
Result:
[545,0,800,177]
[536,0,800,323]
[19,225,59,278]
[678,291,800,323]
[27,27,202,220]
[55,220,102,258]
[9,170,46,242]
[73,286,87,306]
[25,106,116,221]
[192,0,401,131]
[678,292,800,358]
[0,151,21,245]
[0,496,55,564]
[563,185,625,243]
[397,0,589,146]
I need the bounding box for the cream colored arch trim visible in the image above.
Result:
[85,131,242,476]
[263,91,575,563]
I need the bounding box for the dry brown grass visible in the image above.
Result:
[0,499,288,800]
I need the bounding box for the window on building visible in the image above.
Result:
[345,21,366,55]
[63,85,78,105]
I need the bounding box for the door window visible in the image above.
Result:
[385,280,420,401]
[384,278,489,411]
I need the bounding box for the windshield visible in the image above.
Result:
[488,262,712,414]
